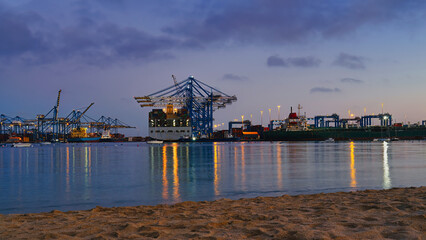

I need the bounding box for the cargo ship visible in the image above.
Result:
[67,127,100,142]
[264,109,426,141]
[148,104,191,141]
[99,130,126,142]
[265,126,426,141]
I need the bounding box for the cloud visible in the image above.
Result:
[267,55,287,67]
[341,78,364,84]
[165,1,426,46]
[287,57,321,67]
[2,0,426,66]
[267,55,321,67]
[333,53,366,70]
[0,9,46,57]
[222,73,248,81]
[0,6,181,66]
[310,87,341,93]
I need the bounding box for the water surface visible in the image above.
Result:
[0,141,425,214]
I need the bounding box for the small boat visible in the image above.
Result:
[323,138,335,142]
[40,142,52,145]
[147,140,164,144]
[373,138,390,142]
[12,143,32,148]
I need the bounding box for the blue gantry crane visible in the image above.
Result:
[134,75,237,138]
[1,89,134,142]
[360,113,392,127]
[314,114,340,128]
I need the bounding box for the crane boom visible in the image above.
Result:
[75,102,94,123]
[172,75,180,92]
[55,89,62,120]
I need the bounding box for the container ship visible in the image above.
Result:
[265,126,426,141]
[264,109,426,141]
[67,127,101,142]
[148,104,191,141]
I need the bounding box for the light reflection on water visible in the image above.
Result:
[350,141,357,188]
[0,141,425,214]
[383,142,391,189]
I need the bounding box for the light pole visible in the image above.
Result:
[241,115,244,131]
[260,110,263,126]
[268,109,271,122]
[277,105,281,120]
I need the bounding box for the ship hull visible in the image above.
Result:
[68,137,101,142]
[264,126,426,141]
[149,126,192,141]
[99,138,125,142]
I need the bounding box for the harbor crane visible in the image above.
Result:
[2,90,134,141]
[172,75,179,90]
[75,103,94,124]
[135,75,237,138]
[65,102,95,132]
[36,89,62,139]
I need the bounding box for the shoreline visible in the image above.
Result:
[1,187,425,239]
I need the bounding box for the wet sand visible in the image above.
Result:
[0,187,425,239]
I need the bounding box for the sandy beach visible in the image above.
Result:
[0,187,424,239]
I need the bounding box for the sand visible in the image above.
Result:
[0,187,425,240]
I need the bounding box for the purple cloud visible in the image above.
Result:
[222,73,248,81]
[333,53,366,70]
[0,10,46,57]
[287,57,321,67]
[0,6,180,66]
[341,78,364,84]
[165,1,426,46]
[310,87,341,94]
[267,55,287,67]
[267,55,321,67]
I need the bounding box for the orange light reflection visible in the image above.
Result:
[213,142,220,196]
[162,145,168,200]
[277,144,282,189]
[172,143,180,201]
[241,144,246,190]
[350,142,357,188]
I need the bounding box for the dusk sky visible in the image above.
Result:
[1,0,426,136]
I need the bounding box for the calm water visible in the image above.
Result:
[0,141,425,214]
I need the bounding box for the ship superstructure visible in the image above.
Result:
[149,105,191,140]
[281,107,308,131]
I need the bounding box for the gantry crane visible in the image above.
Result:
[135,75,237,138]
[36,89,63,140]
